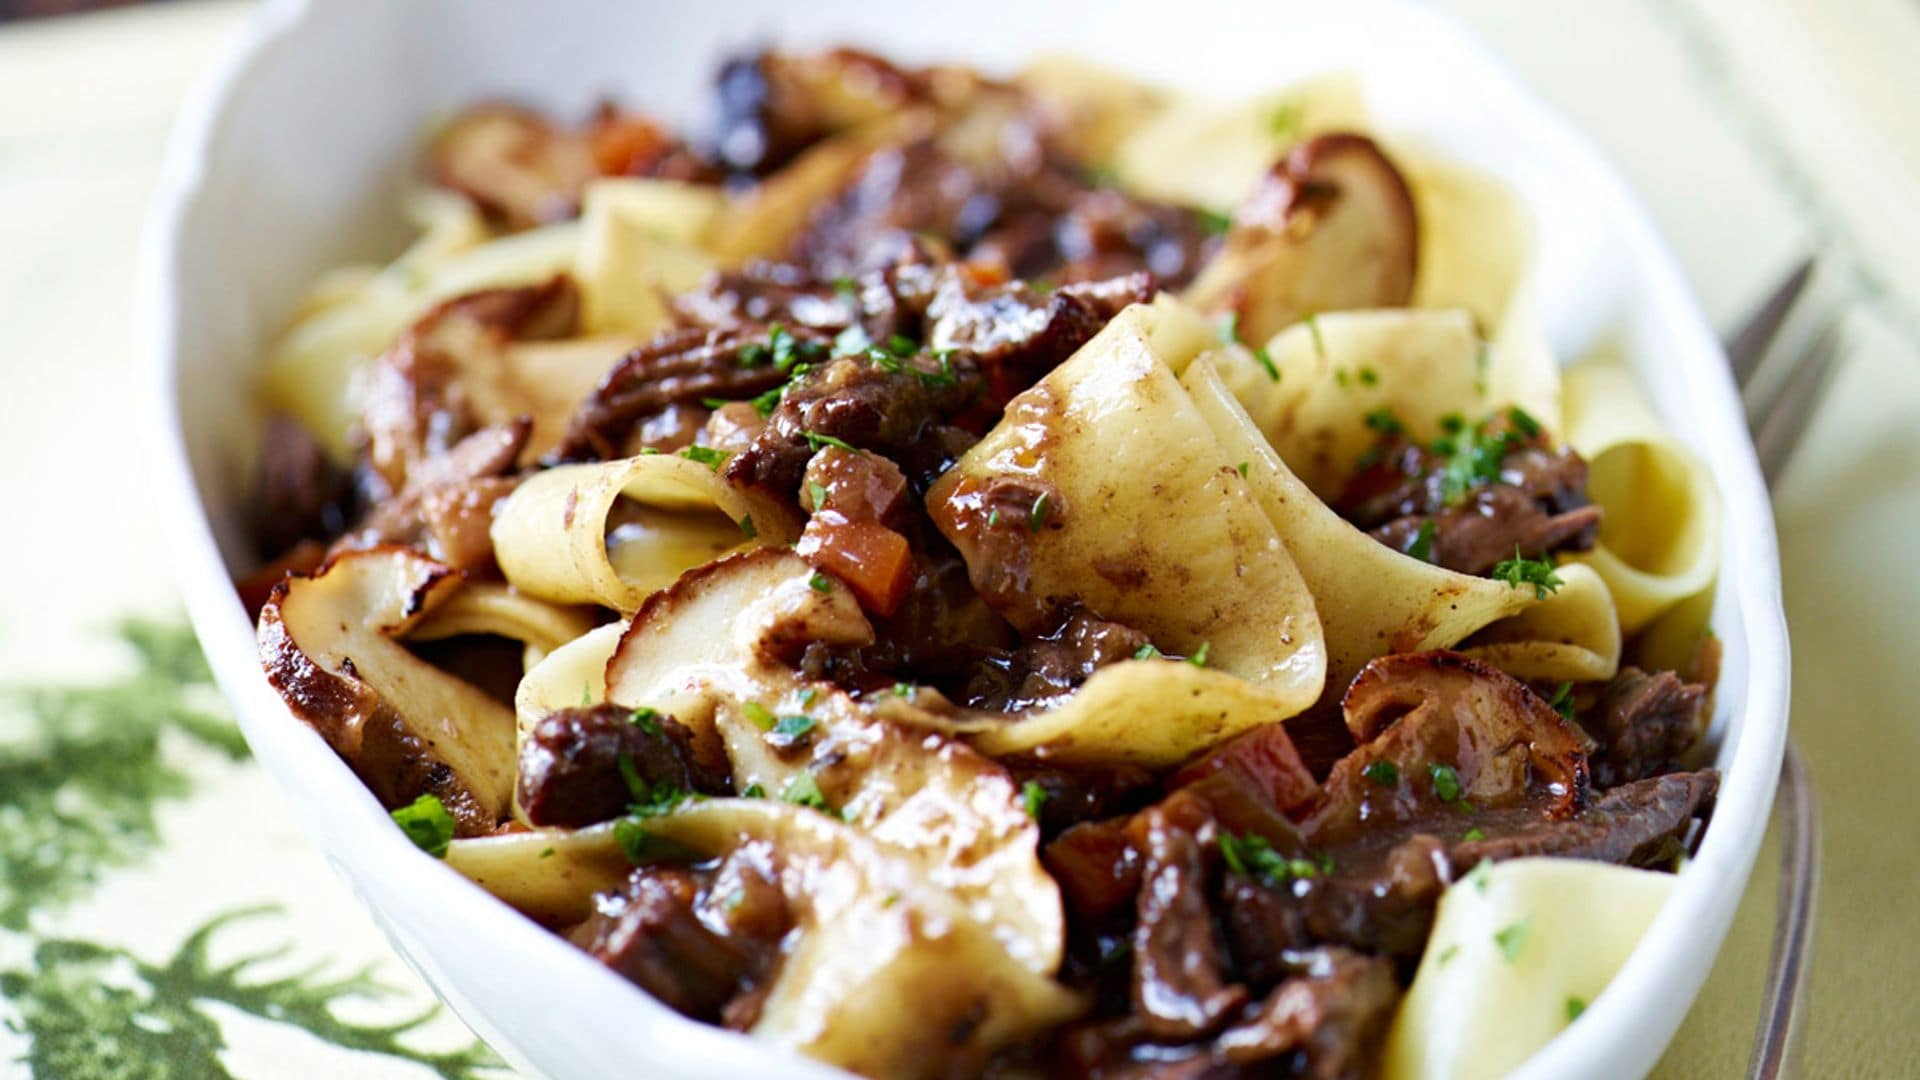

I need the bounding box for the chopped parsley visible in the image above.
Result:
[771,713,818,740]
[1028,491,1051,532]
[1133,643,1161,660]
[699,396,734,409]
[539,847,555,859]
[832,275,858,297]
[611,775,697,863]
[1429,763,1465,803]
[1465,859,1494,893]
[1508,405,1543,437]
[1196,207,1234,236]
[580,682,593,707]
[1491,549,1564,599]
[1438,944,1460,967]
[987,507,1001,528]
[832,325,872,357]
[782,772,829,811]
[1547,681,1576,720]
[1236,461,1250,478]
[742,782,766,799]
[1362,760,1399,787]
[915,349,961,389]
[801,430,857,453]
[865,346,903,373]
[1357,366,1379,386]
[1333,366,1349,388]
[1268,98,1305,140]
[808,571,832,593]
[1565,996,1587,1023]
[748,384,784,417]
[1021,780,1049,821]
[882,891,901,908]
[1462,826,1486,842]
[768,323,822,371]
[1407,519,1436,564]
[1304,314,1326,358]
[391,794,455,858]
[1217,312,1241,345]
[742,701,776,731]
[807,481,829,511]
[1253,344,1280,381]
[1186,641,1211,667]
[680,444,729,469]
[738,514,757,540]
[1364,407,1405,437]
[1219,831,1327,884]
[1494,916,1533,963]
[891,682,915,697]
[629,706,661,735]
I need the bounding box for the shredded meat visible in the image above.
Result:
[516,704,733,827]
[1336,422,1601,576]
[1581,667,1710,789]
[570,846,789,1026]
[252,414,349,558]
[1127,793,1247,1040]
[550,324,813,462]
[332,419,529,574]
[925,269,1155,404]
[966,608,1150,712]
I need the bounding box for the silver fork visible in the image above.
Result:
[1725,258,1835,1080]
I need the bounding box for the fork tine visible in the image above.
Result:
[1752,317,1841,487]
[1726,257,1816,391]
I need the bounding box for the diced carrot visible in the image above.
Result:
[796,512,914,616]
[1170,723,1321,818]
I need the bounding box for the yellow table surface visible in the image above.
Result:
[1,1,1915,1075]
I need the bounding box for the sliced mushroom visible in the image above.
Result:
[603,548,1065,974]
[1184,133,1419,346]
[361,276,579,493]
[257,546,517,835]
[427,104,602,230]
[1305,651,1591,844]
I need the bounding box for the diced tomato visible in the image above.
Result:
[796,512,914,616]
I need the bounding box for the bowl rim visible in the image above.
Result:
[139,1,1789,1077]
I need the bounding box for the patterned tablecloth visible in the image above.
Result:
[1,1,1915,1075]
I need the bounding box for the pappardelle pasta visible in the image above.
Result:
[243,46,1723,1080]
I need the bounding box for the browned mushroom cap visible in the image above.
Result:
[427,104,602,230]
[361,276,578,493]
[1304,651,1590,842]
[1185,133,1418,346]
[257,546,518,837]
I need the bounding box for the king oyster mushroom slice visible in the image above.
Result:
[1185,132,1419,346]
[1305,651,1592,844]
[602,547,1065,973]
[258,545,517,836]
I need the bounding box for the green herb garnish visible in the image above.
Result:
[1492,548,1564,599]
[1547,681,1575,720]
[1187,641,1211,667]
[1133,643,1161,660]
[1021,780,1049,821]
[782,772,829,811]
[391,794,455,858]
[680,444,729,469]
[1429,763,1465,803]
[808,571,831,593]
[771,714,818,740]
[1029,491,1051,532]
[801,430,857,453]
[1494,916,1533,963]
[629,707,661,735]
[1364,407,1404,436]
[1565,996,1587,1022]
[1407,519,1436,564]
[742,702,776,731]
[1363,761,1399,787]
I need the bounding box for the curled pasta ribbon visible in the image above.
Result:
[928,299,1328,764]
[1384,858,1676,1080]
[490,452,802,612]
[1111,71,1368,211]
[262,192,582,462]
[1561,358,1721,634]
[1184,353,1537,695]
[1458,562,1622,685]
[575,177,724,337]
[405,582,599,671]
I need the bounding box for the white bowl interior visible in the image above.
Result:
[145,1,1789,1077]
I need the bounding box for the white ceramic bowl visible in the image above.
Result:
[143,1,1790,1076]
